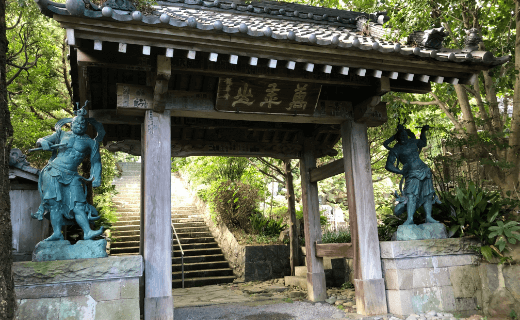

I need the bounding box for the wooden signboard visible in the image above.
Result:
[117,84,154,110]
[215,77,321,115]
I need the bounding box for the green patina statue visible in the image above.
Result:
[384,121,440,226]
[32,104,105,241]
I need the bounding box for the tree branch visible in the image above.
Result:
[247,158,284,184]
[255,157,285,177]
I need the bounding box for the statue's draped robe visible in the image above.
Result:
[390,138,435,213]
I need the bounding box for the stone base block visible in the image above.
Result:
[284,276,307,289]
[354,278,388,315]
[306,272,327,302]
[144,296,173,320]
[33,239,108,262]
[395,223,447,241]
[380,238,480,318]
[13,255,143,320]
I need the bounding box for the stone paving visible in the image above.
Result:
[172,279,487,320]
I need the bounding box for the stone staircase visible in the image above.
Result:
[110,162,236,288]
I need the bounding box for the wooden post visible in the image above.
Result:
[284,159,298,276]
[341,120,387,315]
[299,138,326,302]
[142,110,173,320]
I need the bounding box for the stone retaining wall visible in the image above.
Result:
[13,255,143,320]
[179,173,291,281]
[477,263,520,319]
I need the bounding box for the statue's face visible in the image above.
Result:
[396,130,408,143]
[72,116,87,135]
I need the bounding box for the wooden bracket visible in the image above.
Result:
[354,96,388,127]
[153,55,171,113]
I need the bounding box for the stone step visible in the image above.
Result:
[171,218,205,224]
[172,242,219,251]
[175,231,213,239]
[172,254,226,265]
[172,268,234,279]
[173,226,210,234]
[171,222,207,229]
[295,266,307,278]
[113,220,141,226]
[284,276,307,289]
[110,246,139,255]
[171,261,231,272]
[111,241,140,249]
[111,230,140,237]
[178,247,223,257]
[111,225,140,232]
[171,275,235,288]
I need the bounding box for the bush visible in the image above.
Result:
[322,227,351,243]
[250,213,287,237]
[432,181,520,262]
[210,180,261,232]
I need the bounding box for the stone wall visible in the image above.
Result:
[476,263,520,319]
[380,238,482,317]
[13,256,143,320]
[180,173,291,281]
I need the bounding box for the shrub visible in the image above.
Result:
[322,227,351,243]
[250,213,287,237]
[210,180,261,232]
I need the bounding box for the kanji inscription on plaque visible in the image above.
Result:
[216,78,321,115]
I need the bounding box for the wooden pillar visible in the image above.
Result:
[341,120,387,315]
[300,137,327,302]
[284,159,298,276]
[141,110,173,320]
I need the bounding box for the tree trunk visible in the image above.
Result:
[0,0,16,316]
[284,159,298,276]
[506,0,520,196]
[454,84,478,137]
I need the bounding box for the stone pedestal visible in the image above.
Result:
[33,239,108,261]
[395,223,447,241]
[380,238,481,317]
[13,255,143,320]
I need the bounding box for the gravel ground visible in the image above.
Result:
[174,301,351,320]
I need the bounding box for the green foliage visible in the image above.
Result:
[321,228,351,243]
[250,213,287,237]
[295,209,328,226]
[432,181,520,262]
[340,281,354,290]
[210,180,261,232]
[377,212,406,241]
[93,149,120,230]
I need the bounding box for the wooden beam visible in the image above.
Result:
[354,102,388,127]
[341,120,387,315]
[309,158,344,182]
[116,84,356,124]
[152,55,171,113]
[315,243,353,258]
[300,137,327,302]
[142,110,173,320]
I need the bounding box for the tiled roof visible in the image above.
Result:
[37,0,509,67]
